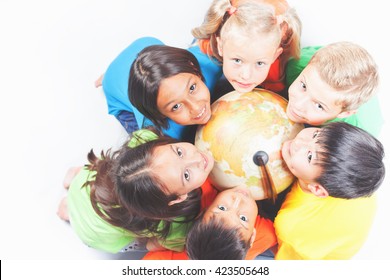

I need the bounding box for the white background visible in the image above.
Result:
[0,0,388,262]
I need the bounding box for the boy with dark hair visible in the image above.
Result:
[275,122,385,259]
[186,212,250,260]
[142,184,277,260]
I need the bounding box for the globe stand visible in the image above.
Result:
[253,151,277,203]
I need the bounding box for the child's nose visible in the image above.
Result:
[232,196,241,209]
[294,97,306,111]
[240,65,252,80]
[292,137,307,151]
[294,94,310,112]
[188,151,204,168]
[189,100,201,114]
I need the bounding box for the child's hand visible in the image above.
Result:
[57,197,69,221]
[94,74,104,88]
[146,237,166,251]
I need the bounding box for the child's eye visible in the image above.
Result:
[189,83,196,93]
[217,205,227,211]
[233,58,241,64]
[172,103,182,112]
[313,130,319,138]
[256,61,265,67]
[307,151,313,163]
[300,81,307,90]
[184,170,190,181]
[239,214,248,222]
[315,103,324,111]
[176,147,183,157]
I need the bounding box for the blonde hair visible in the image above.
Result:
[232,0,289,15]
[192,0,301,78]
[310,41,379,110]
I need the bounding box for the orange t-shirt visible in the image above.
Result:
[142,179,277,260]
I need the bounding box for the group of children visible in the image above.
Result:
[58,0,386,260]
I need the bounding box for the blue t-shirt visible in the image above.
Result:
[102,37,222,140]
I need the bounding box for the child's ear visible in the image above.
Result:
[216,37,223,57]
[168,194,188,206]
[273,47,283,62]
[336,109,357,119]
[249,228,257,248]
[307,183,329,198]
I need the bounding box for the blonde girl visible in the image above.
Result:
[192,0,301,94]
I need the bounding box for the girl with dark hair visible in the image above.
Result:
[95,37,222,141]
[57,129,214,253]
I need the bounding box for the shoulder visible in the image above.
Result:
[286,46,323,87]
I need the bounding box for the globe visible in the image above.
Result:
[195,89,304,200]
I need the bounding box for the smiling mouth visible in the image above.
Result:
[235,81,253,88]
[194,107,206,119]
[235,188,250,197]
[288,106,304,121]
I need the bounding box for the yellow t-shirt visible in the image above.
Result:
[274,181,377,260]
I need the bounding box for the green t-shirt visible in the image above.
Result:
[286,46,383,137]
[67,129,191,253]
[285,46,322,88]
[68,168,137,253]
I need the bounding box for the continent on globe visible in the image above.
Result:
[195,89,304,200]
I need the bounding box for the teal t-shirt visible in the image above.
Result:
[67,129,191,253]
[286,46,383,137]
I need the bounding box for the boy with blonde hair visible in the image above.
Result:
[286,41,382,137]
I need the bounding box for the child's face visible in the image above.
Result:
[281,127,322,185]
[203,186,258,243]
[151,142,214,196]
[286,64,344,125]
[217,33,282,93]
[157,73,211,125]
